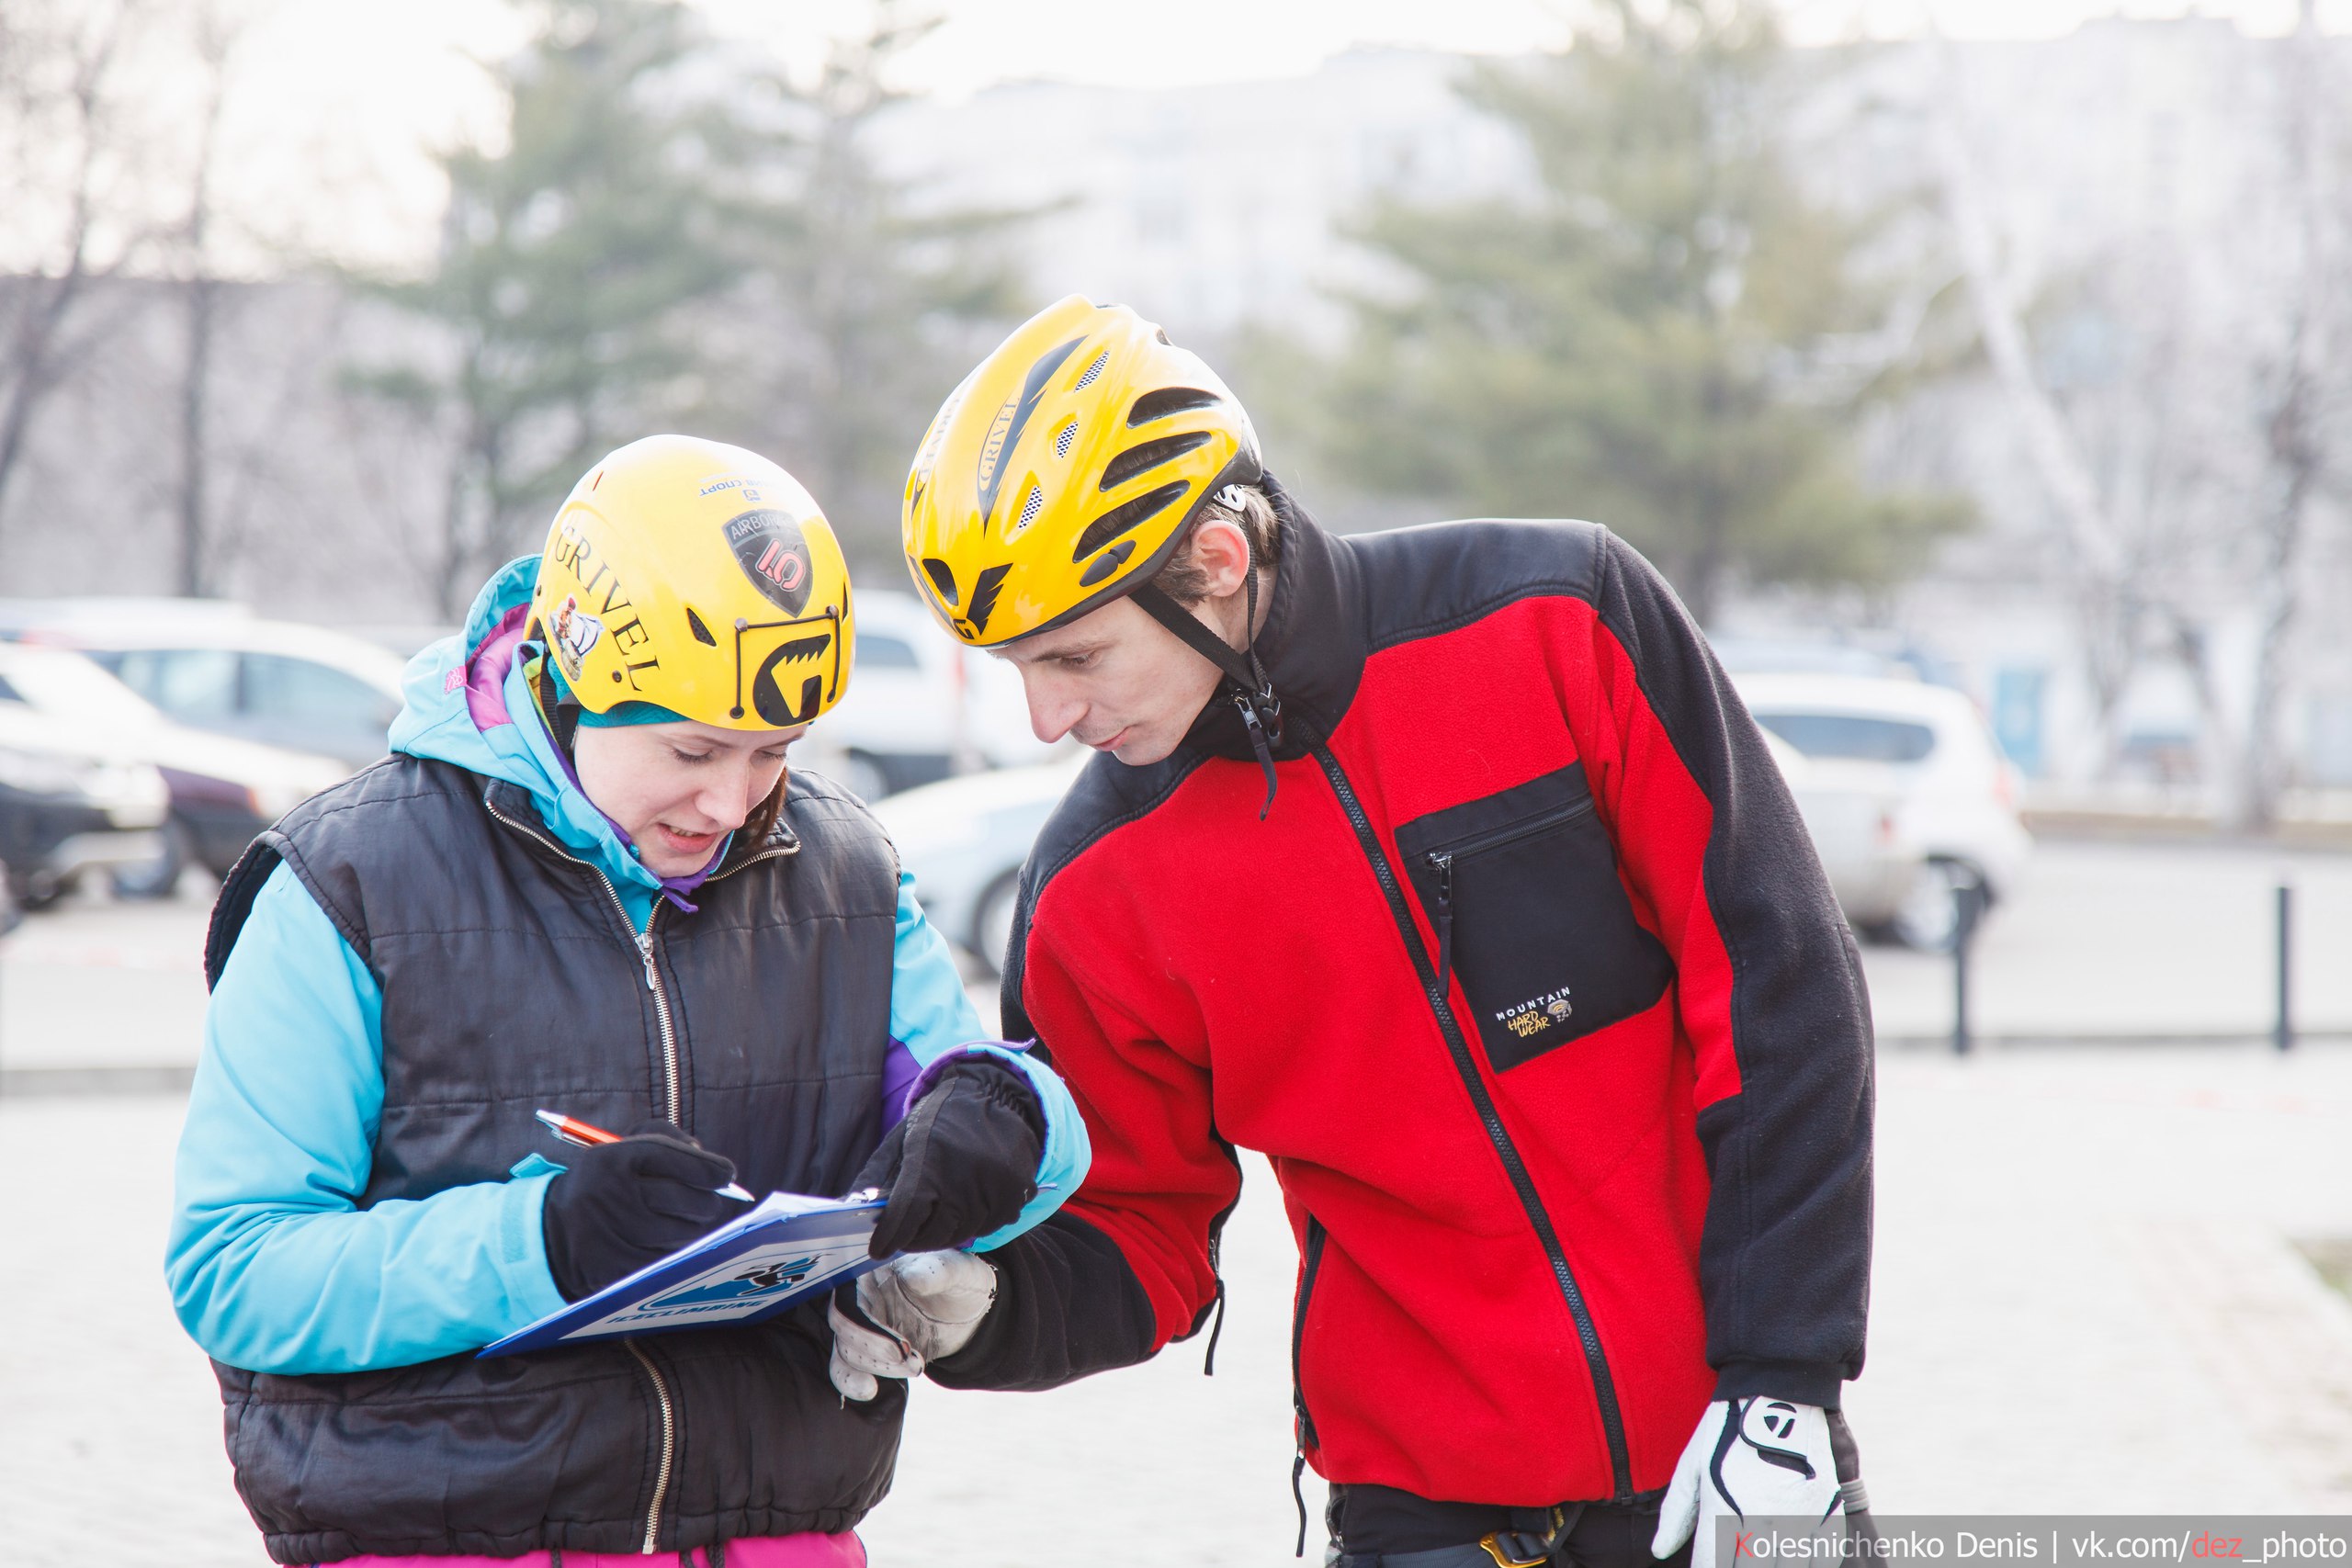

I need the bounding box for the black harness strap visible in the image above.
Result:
[1130,560,1283,819]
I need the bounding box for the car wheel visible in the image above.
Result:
[11,868,65,911]
[1893,858,1985,953]
[968,870,1022,980]
[112,818,191,900]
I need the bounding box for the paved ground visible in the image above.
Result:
[8,839,2352,1562]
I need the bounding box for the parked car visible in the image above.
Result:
[872,754,1086,975]
[1756,728,1923,941]
[0,642,349,895]
[15,607,409,769]
[1733,671,2030,949]
[0,695,169,908]
[806,591,1059,802]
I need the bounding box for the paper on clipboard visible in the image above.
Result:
[480,1189,888,1358]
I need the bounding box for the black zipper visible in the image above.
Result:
[1426,795,1597,982]
[1291,1215,1328,1454]
[480,785,801,1548]
[1289,1213,1329,1558]
[1308,744,1634,1502]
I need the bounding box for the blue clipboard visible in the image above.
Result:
[481,1190,888,1358]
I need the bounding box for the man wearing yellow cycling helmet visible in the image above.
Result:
[838,298,1879,1567]
[168,434,1090,1564]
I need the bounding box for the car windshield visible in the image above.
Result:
[1754,711,1935,763]
[0,649,165,727]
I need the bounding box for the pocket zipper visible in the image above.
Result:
[1424,795,1596,979]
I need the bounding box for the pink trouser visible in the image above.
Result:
[332,1533,865,1567]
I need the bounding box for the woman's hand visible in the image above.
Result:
[854,1058,1044,1258]
[538,1121,742,1301]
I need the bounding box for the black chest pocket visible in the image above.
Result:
[1396,762,1674,1072]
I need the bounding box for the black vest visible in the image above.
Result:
[202,757,906,1563]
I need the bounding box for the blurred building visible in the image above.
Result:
[871,21,2352,805]
[872,49,1530,345]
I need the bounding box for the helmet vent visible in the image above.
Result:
[1072,479,1189,563]
[1010,480,1046,540]
[921,557,959,607]
[1099,430,1211,492]
[1126,387,1220,426]
[685,606,718,647]
[1073,349,1110,390]
[1053,419,1079,460]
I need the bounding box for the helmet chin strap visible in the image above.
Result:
[1127,536,1283,820]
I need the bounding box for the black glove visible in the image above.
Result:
[540,1120,741,1302]
[855,1058,1045,1259]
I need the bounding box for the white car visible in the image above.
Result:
[1734,672,2030,949]
[16,604,410,769]
[806,590,1059,802]
[873,755,1087,976]
[0,642,349,892]
[1755,728,1924,941]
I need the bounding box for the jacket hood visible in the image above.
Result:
[388,556,667,900]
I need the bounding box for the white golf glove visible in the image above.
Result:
[825,1248,998,1402]
[1652,1398,1842,1567]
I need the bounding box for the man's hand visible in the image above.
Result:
[538,1120,741,1302]
[1652,1399,1845,1567]
[854,1057,1044,1258]
[826,1249,998,1401]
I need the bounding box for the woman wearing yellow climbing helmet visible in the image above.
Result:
[167,434,1089,1565]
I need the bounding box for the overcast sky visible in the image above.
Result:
[212,0,2345,271]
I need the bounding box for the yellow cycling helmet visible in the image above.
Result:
[901,294,1261,646]
[530,434,854,729]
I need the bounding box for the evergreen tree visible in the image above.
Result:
[350,0,1028,608]
[1304,0,1964,623]
[351,0,732,615]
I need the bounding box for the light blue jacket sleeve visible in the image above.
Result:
[164,863,568,1374]
[888,870,1090,1251]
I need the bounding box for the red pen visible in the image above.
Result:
[535,1109,754,1201]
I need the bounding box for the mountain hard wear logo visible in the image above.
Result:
[724,510,814,615]
[1498,987,1575,1039]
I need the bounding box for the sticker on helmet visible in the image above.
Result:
[724,510,814,615]
[958,563,1012,641]
[750,632,832,725]
[548,594,604,682]
[975,336,1084,530]
[698,473,764,503]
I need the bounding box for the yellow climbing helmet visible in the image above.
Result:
[530,434,855,729]
[900,295,1261,646]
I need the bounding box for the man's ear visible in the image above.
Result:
[1189,516,1255,601]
